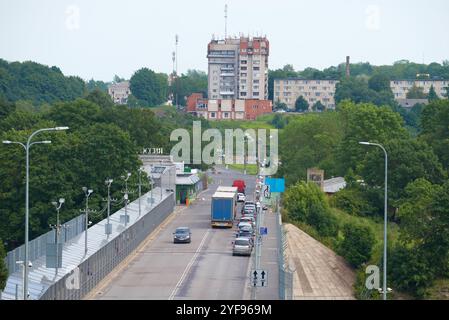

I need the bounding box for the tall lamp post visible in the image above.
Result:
[359,141,389,300]
[2,125,69,300]
[50,198,65,274]
[104,179,114,235]
[121,172,131,226]
[81,187,94,254]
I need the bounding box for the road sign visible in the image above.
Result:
[263,185,271,198]
[265,178,285,193]
[251,269,268,287]
[260,227,268,235]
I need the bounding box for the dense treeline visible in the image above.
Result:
[269,60,449,101]
[279,98,449,298]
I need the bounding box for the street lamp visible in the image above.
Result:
[121,173,131,226]
[2,126,69,300]
[50,198,65,274]
[81,187,94,254]
[359,141,389,300]
[104,179,114,235]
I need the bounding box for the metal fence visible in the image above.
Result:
[276,199,294,300]
[40,193,175,300]
[5,214,86,274]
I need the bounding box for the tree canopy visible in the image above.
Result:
[129,68,168,107]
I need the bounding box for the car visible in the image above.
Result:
[237,193,246,202]
[173,227,191,243]
[244,201,255,206]
[237,222,254,234]
[262,205,268,211]
[232,237,252,256]
[236,230,255,244]
[239,216,255,228]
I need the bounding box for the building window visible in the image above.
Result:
[240,92,247,96]
[316,92,320,96]
[241,66,247,70]
[253,79,259,84]
[210,112,216,118]
[241,60,247,64]
[254,92,259,96]
[224,112,229,118]
[253,67,260,71]
[241,73,247,77]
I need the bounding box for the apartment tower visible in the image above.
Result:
[207,36,269,100]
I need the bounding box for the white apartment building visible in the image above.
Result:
[390,80,448,99]
[108,81,130,104]
[207,36,269,100]
[274,78,339,110]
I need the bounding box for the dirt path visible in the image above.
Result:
[284,223,356,300]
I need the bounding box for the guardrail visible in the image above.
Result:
[276,198,293,300]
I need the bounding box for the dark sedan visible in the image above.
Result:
[173,227,191,243]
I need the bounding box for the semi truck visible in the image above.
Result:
[211,191,236,228]
[232,180,246,194]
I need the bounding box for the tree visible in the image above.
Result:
[46,98,101,130]
[427,85,439,102]
[337,222,375,267]
[170,70,207,106]
[420,99,449,169]
[129,68,168,107]
[406,85,426,99]
[335,77,395,107]
[84,88,114,109]
[294,95,309,112]
[278,112,343,185]
[368,74,391,92]
[0,240,7,290]
[312,101,325,112]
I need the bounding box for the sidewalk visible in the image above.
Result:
[284,223,355,300]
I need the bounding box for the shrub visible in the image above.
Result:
[307,202,339,237]
[388,244,435,298]
[338,222,375,268]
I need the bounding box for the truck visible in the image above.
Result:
[211,191,236,228]
[232,180,246,194]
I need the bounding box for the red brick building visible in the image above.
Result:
[186,93,272,120]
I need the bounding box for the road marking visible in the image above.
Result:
[168,229,210,300]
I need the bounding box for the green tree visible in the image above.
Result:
[420,99,449,169]
[45,99,101,130]
[0,240,7,290]
[337,222,375,267]
[84,88,114,109]
[294,95,309,112]
[170,70,208,106]
[406,85,426,99]
[368,74,391,92]
[129,68,168,107]
[427,85,439,102]
[312,101,325,112]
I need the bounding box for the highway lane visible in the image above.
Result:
[94,167,257,300]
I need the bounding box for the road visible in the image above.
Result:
[91,167,270,300]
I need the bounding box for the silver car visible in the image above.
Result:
[232,237,252,256]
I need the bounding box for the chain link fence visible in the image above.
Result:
[4,214,86,274]
[276,199,294,300]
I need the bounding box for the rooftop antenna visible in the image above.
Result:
[224,4,228,39]
[175,34,179,108]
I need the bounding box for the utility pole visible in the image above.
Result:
[224,4,228,39]
[174,34,179,109]
[81,187,95,255]
[104,179,116,235]
[50,198,65,274]
[121,172,132,227]
[138,168,143,216]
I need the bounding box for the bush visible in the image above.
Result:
[0,240,8,290]
[307,202,339,237]
[331,188,374,216]
[389,244,435,298]
[338,222,375,268]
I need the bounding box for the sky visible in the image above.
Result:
[1,0,448,82]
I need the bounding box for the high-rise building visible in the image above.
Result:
[207,36,269,100]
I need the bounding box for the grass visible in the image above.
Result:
[227,164,259,175]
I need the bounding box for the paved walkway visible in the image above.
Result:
[284,223,355,300]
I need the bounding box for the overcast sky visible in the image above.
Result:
[1,0,448,81]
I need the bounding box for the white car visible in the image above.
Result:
[237,193,246,202]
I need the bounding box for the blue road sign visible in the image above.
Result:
[260,227,268,235]
[264,178,285,193]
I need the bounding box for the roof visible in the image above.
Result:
[175,174,200,186]
[216,186,238,193]
[212,192,236,199]
[1,187,170,300]
[323,177,346,194]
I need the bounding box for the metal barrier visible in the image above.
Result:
[276,199,294,300]
[40,193,175,300]
[5,214,86,274]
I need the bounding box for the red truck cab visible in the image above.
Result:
[232,180,246,194]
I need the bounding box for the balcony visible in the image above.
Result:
[220,73,235,77]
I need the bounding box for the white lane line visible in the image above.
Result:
[168,229,210,300]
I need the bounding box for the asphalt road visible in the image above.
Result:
[94,167,259,300]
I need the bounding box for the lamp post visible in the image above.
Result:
[2,125,68,300]
[359,141,389,300]
[50,198,65,274]
[81,187,94,254]
[121,172,131,226]
[104,179,114,235]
